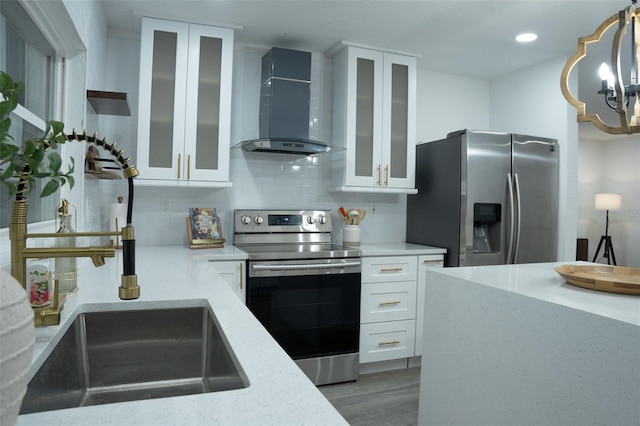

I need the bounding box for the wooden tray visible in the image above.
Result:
[555,265,640,295]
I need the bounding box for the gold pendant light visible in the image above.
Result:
[561,0,640,134]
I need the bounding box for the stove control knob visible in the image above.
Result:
[306,216,316,224]
[317,215,327,225]
[241,215,251,225]
[254,216,264,225]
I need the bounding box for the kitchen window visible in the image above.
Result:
[0,0,59,228]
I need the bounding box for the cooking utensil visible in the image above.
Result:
[356,209,366,224]
[348,209,359,225]
[338,206,349,223]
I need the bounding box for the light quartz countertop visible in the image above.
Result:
[432,261,639,325]
[17,246,347,426]
[418,261,640,425]
[356,242,446,257]
[191,243,249,261]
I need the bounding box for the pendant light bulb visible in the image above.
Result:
[599,62,615,89]
[599,62,611,80]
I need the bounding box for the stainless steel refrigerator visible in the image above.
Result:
[406,129,559,267]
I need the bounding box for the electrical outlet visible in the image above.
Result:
[370,202,377,216]
[161,198,171,216]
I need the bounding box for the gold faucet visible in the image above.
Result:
[9,130,140,327]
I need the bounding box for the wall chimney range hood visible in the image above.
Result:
[235,47,335,155]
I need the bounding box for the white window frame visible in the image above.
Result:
[0,0,85,267]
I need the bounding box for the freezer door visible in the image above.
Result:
[511,134,559,263]
[461,130,512,266]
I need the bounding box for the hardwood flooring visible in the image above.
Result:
[318,367,421,426]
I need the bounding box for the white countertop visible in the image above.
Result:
[17,246,346,425]
[188,243,249,261]
[419,261,640,425]
[430,261,640,326]
[357,242,446,257]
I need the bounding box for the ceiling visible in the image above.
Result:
[102,0,634,141]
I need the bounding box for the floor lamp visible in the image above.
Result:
[592,193,621,265]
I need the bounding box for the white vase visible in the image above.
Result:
[0,269,35,426]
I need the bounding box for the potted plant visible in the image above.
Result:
[1,71,74,198]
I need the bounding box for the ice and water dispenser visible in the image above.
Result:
[473,203,501,253]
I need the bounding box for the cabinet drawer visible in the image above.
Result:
[360,320,416,363]
[362,256,417,283]
[361,281,416,323]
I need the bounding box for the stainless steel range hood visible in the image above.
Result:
[235,47,335,155]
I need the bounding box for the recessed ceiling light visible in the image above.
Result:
[516,33,538,43]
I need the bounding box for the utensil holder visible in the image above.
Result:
[343,225,361,246]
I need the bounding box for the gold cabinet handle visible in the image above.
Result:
[384,164,389,186]
[378,340,400,346]
[380,267,403,272]
[378,300,401,306]
[376,164,381,186]
[187,154,191,180]
[423,259,443,264]
[239,262,243,290]
[177,154,181,179]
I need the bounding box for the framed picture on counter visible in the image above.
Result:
[186,207,225,249]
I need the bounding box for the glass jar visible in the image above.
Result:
[55,201,77,294]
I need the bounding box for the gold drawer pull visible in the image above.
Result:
[187,154,191,180]
[378,340,400,346]
[379,301,401,306]
[380,267,403,272]
[423,260,442,264]
[177,154,181,179]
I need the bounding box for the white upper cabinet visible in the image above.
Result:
[331,45,417,193]
[136,18,234,187]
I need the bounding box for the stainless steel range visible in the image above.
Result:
[234,209,361,385]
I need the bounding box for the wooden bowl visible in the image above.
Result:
[555,264,640,295]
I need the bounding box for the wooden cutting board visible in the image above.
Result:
[555,265,640,295]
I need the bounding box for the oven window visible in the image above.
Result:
[246,272,360,359]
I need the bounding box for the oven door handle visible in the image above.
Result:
[252,261,361,271]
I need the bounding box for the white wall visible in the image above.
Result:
[490,56,579,262]
[578,136,640,267]
[415,69,490,142]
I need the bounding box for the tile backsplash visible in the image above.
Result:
[129,150,408,247]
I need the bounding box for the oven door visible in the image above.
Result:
[246,258,361,360]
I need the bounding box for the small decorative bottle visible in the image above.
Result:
[55,199,78,294]
[28,262,52,307]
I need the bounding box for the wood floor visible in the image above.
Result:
[318,367,421,426]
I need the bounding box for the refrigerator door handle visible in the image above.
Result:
[513,173,522,263]
[506,173,516,264]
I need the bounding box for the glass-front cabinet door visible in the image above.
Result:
[137,18,188,181]
[184,24,233,182]
[137,18,233,185]
[382,53,416,189]
[346,48,383,187]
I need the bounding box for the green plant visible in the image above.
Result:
[0,70,74,198]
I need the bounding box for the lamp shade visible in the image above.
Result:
[595,193,622,210]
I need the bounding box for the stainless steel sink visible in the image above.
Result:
[20,306,249,414]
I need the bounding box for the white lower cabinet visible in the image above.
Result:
[210,260,245,303]
[359,252,443,365]
[359,255,417,364]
